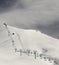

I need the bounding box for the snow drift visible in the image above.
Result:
[0,24,59,65]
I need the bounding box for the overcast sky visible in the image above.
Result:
[0,0,59,39]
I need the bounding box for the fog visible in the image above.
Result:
[0,0,59,39]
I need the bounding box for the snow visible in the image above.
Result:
[0,25,59,65]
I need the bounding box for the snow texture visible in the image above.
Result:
[0,23,59,65]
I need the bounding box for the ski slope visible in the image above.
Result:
[0,24,59,65]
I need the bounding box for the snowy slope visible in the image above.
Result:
[0,24,59,65]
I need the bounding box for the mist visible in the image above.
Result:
[0,0,59,39]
